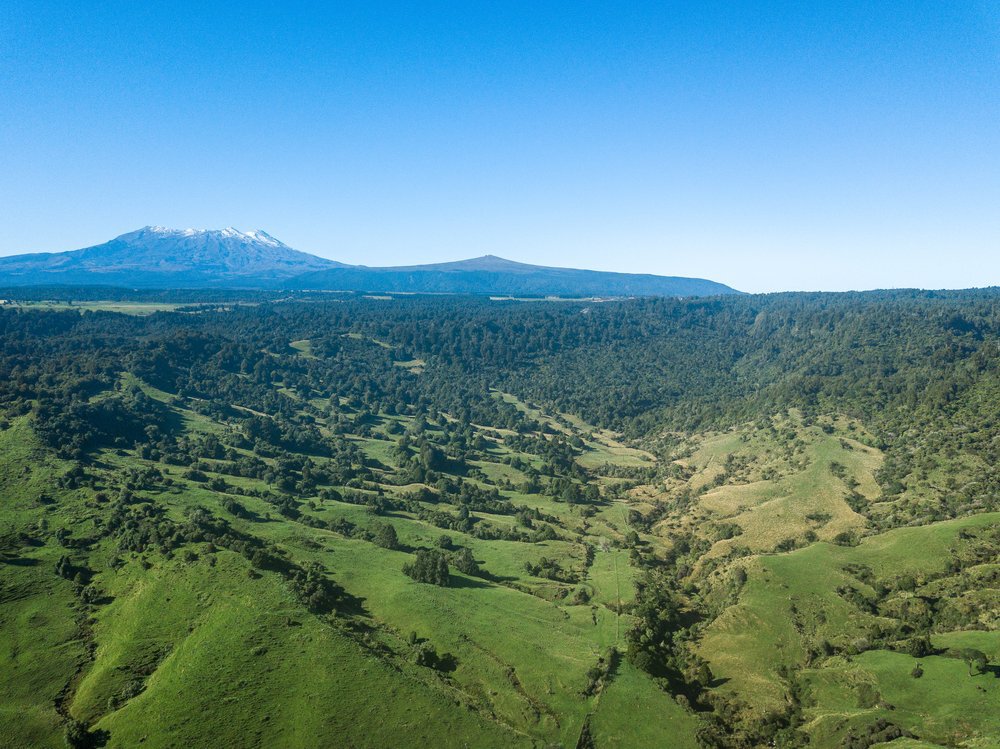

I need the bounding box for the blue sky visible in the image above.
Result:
[1,1,998,292]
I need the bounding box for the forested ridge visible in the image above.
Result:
[1,289,998,748]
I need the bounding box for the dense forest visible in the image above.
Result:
[1,289,998,748]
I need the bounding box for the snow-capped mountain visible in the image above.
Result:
[0,226,340,287]
[0,227,739,296]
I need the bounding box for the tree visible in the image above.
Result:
[55,555,74,580]
[412,642,456,671]
[958,648,989,676]
[64,719,108,749]
[402,549,450,586]
[419,441,447,472]
[903,635,933,658]
[453,547,481,577]
[372,522,399,550]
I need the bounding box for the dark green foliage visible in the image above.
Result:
[840,718,914,749]
[901,635,934,658]
[3,289,1000,749]
[524,556,576,583]
[625,570,684,678]
[452,547,482,577]
[107,678,145,711]
[402,549,450,586]
[956,648,990,676]
[372,522,399,550]
[55,554,74,580]
[5,290,1000,532]
[288,562,343,614]
[411,642,457,671]
[35,385,172,460]
[63,720,108,749]
[220,496,251,519]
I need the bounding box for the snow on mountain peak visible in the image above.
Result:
[141,226,207,237]
[136,226,283,247]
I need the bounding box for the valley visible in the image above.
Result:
[0,291,998,748]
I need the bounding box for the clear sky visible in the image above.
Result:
[1,1,998,292]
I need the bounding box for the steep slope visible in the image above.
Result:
[287,254,740,297]
[0,227,339,287]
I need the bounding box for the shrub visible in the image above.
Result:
[403,549,450,586]
[452,547,481,577]
[372,522,399,550]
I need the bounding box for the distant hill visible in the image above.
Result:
[287,255,739,297]
[0,228,739,296]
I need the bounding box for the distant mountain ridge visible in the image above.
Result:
[0,227,740,296]
[289,254,737,297]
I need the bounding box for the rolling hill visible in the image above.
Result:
[0,290,998,747]
[287,254,738,296]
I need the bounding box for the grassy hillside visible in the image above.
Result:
[1,395,693,748]
[1,292,998,748]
